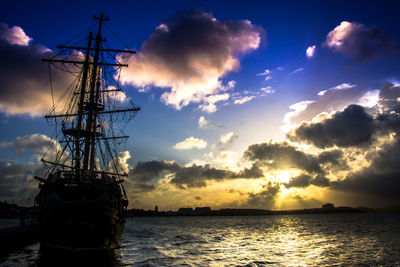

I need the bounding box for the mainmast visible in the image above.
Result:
[82,13,108,172]
[42,13,140,181]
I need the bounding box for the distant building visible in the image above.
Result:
[194,207,211,215]
[155,205,158,213]
[322,203,335,209]
[178,207,193,215]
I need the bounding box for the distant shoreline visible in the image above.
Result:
[1,200,399,219]
[125,206,400,217]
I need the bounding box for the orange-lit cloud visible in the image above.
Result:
[119,9,263,112]
[173,137,207,150]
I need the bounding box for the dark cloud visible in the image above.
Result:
[171,164,232,188]
[332,172,400,203]
[119,9,264,111]
[0,134,60,205]
[0,161,45,205]
[285,174,312,188]
[289,84,400,148]
[283,83,364,130]
[234,163,264,178]
[312,175,331,187]
[244,142,323,173]
[324,21,400,61]
[289,105,375,148]
[378,83,400,114]
[129,160,264,192]
[246,183,280,209]
[132,160,181,182]
[318,150,345,166]
[0,23,72,116]
[325,137,400,205]
[285,174,330,188]
[128,160,264,190]
[376,113,400,133]
[128,160,180,192]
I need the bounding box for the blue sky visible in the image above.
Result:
[1,0,400,209]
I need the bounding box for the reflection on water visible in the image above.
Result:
[0,242,121,267]
[120,213,400,266]
[1,213,400,266]
[38,247,121,267]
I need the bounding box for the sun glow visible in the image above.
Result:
[271,170,302,184]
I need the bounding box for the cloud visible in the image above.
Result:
[108,151,131,174]
[324,21,400,61]
[261,86,275,94]
[289,104,375,148]
[0,23,73,116]
[246,182,280,209]
[285,174,312,188]
[285,174,330,188]
[171,164,232,188]
[306,45,316,58]
[244,141,323,173]
[234,96,255,105]
[173,137,207,150]
[257,69,272,80]
[219,132,238,145]
[282,83,368,132]
[217,132,238,150]
[317,149,346,167]
[198,93,230,113]
[358,89,380,109]
[317,83,356,96]
[128,160,180,192]
[12,134,55,154]
[194,150,241,170]
[331,140,400,204]
[0,134,61,162]
[289,87,400,148]
[231,86,274,106]
[126,82,400,208]
[171,162,264,188]
[0,23,32,46]
[0,161,43,205]
[288,67,304,77]
[119,9,263,112]
[378,82,400,113]
[198,116,223,129]
[129,159,264,190]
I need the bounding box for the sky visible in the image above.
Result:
[1,0,400,210]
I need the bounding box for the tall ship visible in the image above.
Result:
[34,14,140,251]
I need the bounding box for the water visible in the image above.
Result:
[0,218,20,229]
[1,213,400,266]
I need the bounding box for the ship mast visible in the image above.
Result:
[42,13,140,181]
[82,13,107,172]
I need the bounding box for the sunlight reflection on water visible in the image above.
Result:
[121,213,400,266]
[1,213,399,266]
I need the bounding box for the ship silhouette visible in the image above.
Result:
[34,13,139,252]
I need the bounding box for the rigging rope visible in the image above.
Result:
[48,63,55,111]
[104,24,135,52]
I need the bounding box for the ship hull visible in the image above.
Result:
[36,172,127,251]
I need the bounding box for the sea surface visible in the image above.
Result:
[1,213,400,266]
